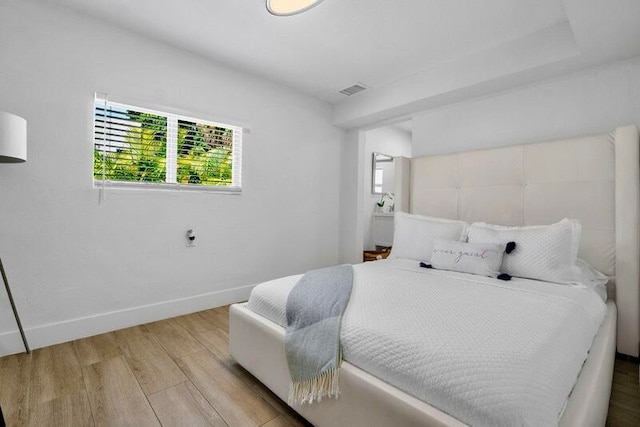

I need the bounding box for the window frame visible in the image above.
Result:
[93,96,243,195]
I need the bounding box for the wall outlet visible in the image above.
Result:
[186,229,196,247]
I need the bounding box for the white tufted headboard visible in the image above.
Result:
[409,126,640,357]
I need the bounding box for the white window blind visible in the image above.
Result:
[93,95,242,192]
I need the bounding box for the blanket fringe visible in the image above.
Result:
[288,368,340,406]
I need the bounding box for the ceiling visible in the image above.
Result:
[33,0,567,103]
[28,0,640,127]
[394,121,412,134]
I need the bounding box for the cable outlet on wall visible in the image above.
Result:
[186,229,196,247]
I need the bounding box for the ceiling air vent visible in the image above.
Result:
[339,83,368,97]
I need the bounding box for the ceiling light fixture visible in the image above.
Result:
[266,0,325,16]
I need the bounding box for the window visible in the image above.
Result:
[93,95,242,192]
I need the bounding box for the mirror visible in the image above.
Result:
[371,152,394,194]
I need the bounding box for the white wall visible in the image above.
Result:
[413,56,640,156]
[362,126,411,251]
[338,130,364,265]
[0,1,344,355]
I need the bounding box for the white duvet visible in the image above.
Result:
[247,259,607,427]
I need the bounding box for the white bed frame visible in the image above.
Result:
[230,125,639,426]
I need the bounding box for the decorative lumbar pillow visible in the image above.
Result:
[467,218,581,284]
[389,212,468,262]
[430,238,506,278]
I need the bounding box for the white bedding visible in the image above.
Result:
[247,259,606,427]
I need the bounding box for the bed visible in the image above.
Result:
[229,125,640,426]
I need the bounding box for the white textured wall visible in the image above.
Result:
[0,1,343,355]
[338,130,364,265]
[412,56,640,156]
[362,126,411,251]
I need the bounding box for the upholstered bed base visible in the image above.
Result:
[229,301,616,427]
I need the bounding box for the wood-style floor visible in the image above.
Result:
[607,356,640,426]
[0,305,638,426]
[0,306,309,427]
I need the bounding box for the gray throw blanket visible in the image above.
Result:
[285,264,354,405]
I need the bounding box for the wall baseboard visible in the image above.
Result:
[0,284,254,357]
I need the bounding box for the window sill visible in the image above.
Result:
[93,180,242,194]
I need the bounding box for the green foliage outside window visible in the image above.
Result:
[177,121,233,186]
[94,111,167,183]
[94,106,234,186]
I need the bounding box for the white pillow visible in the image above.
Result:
[575,259,609,301]
[430,239,505,278]
[390,212,468,262]
[467,218,581,284]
